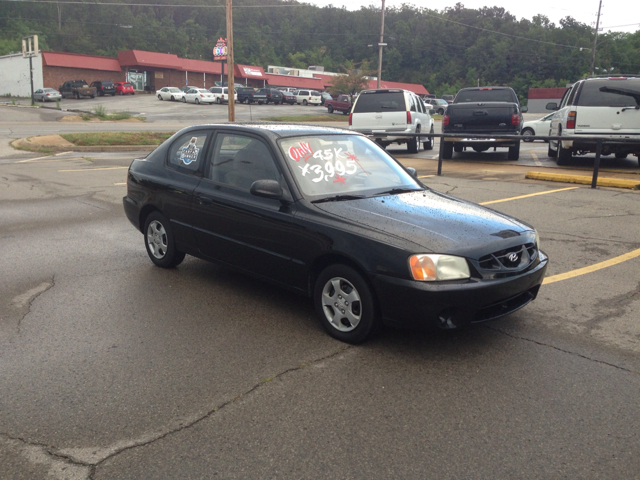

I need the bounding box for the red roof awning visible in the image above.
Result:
[235,64,266,79]
[42,51,121,72]
[180,58,222,75]
[117,50,183,70]
[264,74,324,90]
[367,79,429,95]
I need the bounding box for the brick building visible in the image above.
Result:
[1,48,429,96]
[527,87,568,113]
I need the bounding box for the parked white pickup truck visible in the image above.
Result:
[547,76,640,166]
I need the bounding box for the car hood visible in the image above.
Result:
[313,190,534,256]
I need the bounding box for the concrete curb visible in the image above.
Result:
[11,137,157,153]
[525,171,640,190]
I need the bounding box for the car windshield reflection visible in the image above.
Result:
[279,134,420,198]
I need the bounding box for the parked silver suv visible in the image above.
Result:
[547,76,640,166]
[349,89,435,153]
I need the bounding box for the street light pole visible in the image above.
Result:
[226,0,235,121]
[589,0,603,77]
[377,0,385,88]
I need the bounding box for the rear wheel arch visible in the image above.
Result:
[138,205,160,233]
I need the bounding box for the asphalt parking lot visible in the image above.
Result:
[1,104,640,479]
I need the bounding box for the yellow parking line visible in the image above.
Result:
[58,166,129,172]
[544,248,640,285]
[418,175,435,179]
[17,151,73,163]
[114,182,126,186]
[480,186,579,205]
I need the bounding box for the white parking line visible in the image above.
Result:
[58,166,129,172]
[17,151,73,163]
[530,151,541,166]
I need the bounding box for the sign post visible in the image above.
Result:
[22,35,39,106]
[226,0,235,122]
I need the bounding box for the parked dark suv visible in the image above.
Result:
[90,80,116,96]
[256,88,284,105]
[236,87,256,104]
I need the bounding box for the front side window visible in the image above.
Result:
[280,134,419,198]
[208,134,281,190]
[167,131,208,174]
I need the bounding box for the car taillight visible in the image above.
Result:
[442,114,450,126]
[511,113,520,126]
[46,93,50,96]
[349,112,353,126]
[407,111,412,124]
[567,111,577,129]
[200,94,204,97]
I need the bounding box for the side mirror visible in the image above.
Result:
[546,102,558,111]
[521,105,528,113]
[250,179,283,199]
[406,167,417,178]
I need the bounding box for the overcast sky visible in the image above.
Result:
[305,0,639,34]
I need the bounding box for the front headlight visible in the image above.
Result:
[534,229,541,250]
[409,254,470,281]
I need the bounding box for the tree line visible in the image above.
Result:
[1,0,639,103]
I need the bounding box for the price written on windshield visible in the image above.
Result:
[289,144,360,183]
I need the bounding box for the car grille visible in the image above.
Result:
[477,243,537,274]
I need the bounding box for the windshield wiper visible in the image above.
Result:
[373,187,423,196]
[311,194,366,204]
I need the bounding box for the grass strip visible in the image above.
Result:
[60,131,175,146]
[262,114,348,122]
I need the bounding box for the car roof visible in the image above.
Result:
[179,123,356,140]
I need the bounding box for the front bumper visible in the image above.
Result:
[372,253,548,330]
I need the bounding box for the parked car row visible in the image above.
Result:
[155,86,326,106]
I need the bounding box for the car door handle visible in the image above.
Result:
[195,195,213,206]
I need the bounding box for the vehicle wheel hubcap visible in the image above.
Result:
[147,220,168,259]
[321,277,362,332]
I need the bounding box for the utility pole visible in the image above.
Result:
[589,0,603,77]
[377,0,385,88]
[226,0,235,121]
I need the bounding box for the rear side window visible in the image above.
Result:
[577,80,640,107]
[167,131,208,174]
[455,89,515,103]
[353,92,406,113]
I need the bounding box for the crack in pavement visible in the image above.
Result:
[486,325,640,376]
[0,432,91,480]
[11,277,55,334]
[25,346,353,476]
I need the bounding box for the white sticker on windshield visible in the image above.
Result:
[180,137,200,165]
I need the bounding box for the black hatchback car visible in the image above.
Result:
[123,124,547,344]
[90,80,116,96]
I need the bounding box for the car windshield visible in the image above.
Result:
[124,83,133,87]
[279,134,421,198]
[44,88,58,92]
[168,88,181,92]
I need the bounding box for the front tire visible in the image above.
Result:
[195,98,200,105]
[182,97,186,103]
[327,104,334,113]
[144,212,186,269]
[314,264,379,344]
[303,100,308,106]
[158,94,163,100]
[615,152,628,159]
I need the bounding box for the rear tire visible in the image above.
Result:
[548,143,557,158]
[442,141,453,159]
[314,264,380,344]
[303,100,308,106]
[615,152,628,159]
[557,142,571,166]
[144,212,186,269]
[454,144,463,153]
[182,97,186,103]
[507,141,520,160]
[424,126,434,150]
[407,127,420,153]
